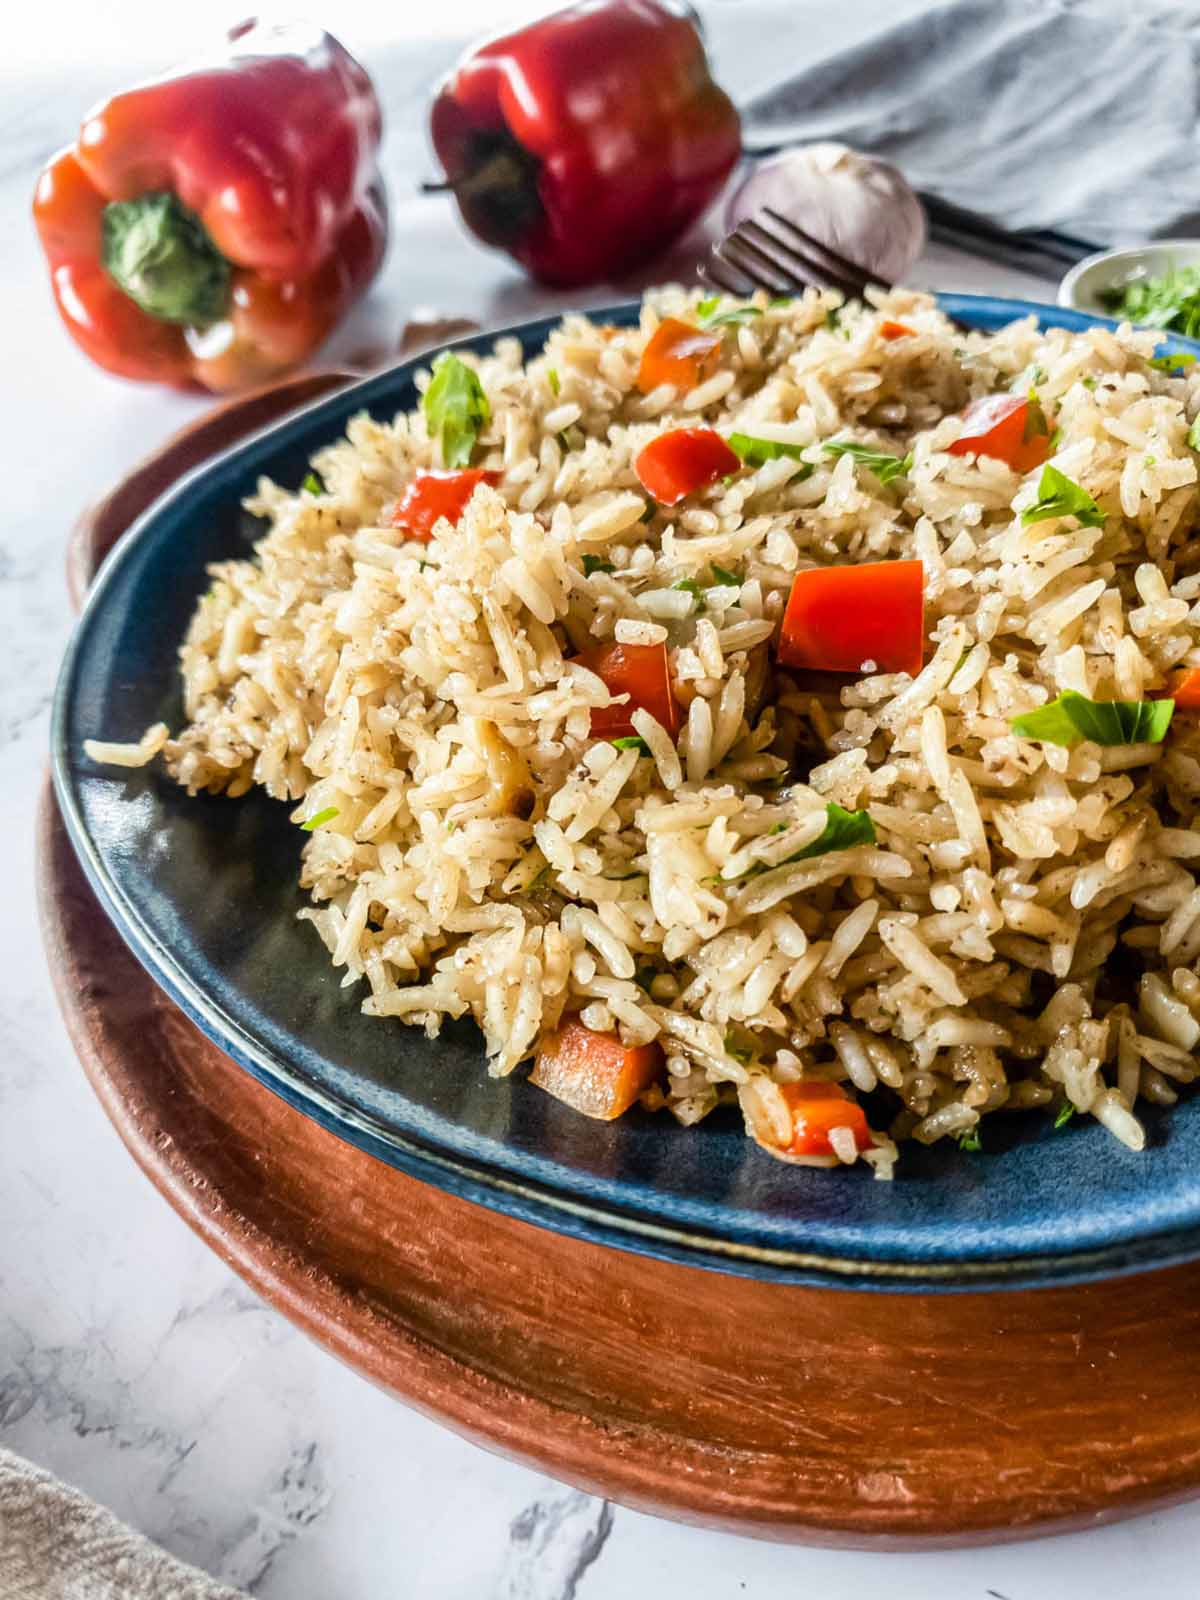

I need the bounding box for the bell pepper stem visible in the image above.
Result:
[101,192,231,326]
[430,132,543,246]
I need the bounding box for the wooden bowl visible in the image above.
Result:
[38,367,1200,1548]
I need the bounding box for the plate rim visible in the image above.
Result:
[51,292,1200,1292]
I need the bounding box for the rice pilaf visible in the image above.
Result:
[88,288,1200,1176]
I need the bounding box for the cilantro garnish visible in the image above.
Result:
[1009,691,1174,747]
[1020,465,1105,528]
[1101,265,1200,340]
[823,439,913,485]
[423,351,491,468]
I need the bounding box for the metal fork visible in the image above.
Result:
[702,207,889,302]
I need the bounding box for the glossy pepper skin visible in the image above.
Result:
[429,0,741,287]
[32,21,387,391]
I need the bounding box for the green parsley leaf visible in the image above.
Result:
[714,803,877,886]
[1082,375,1098,391]
[1020,464,1105,528]
[1101,265,1200,339]
[699,305,764,329]
[695,295,720,320]
[768,295,792,309]
[611,735,651,754]
[823,439,913,486]
[672,577,706,611]
[528,862,552,891]
[1054,1102,1075,1130]
[710,563,742,587]
[301,471,324,496]
[958,1128,983,1153]
[423,351,491,469]
[796,802,876,860]
[727,431,811,468]
[824,308,842,333]
[300,806,339,832]
[547,367,561,396]
[1188,418,1200,452]
[1149,350,1196,373]
[1009,690,1175,747]
[582,554,615,576]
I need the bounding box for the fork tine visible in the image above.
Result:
[716,230,806,296]
[761,207,891,294]
[733,219,854,298]
[741,217,871,301]
[699,249,758,298]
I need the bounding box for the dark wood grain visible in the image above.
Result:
[39,366,1200,1547]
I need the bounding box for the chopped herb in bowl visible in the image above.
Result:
[1100,264,1200,340]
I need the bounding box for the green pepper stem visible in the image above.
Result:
[101,192,231,327]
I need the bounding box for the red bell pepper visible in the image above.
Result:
[1168,668,1200,709]
[637,317,723,394]
[580,642,680,740]
[389,469,502,541]
[947,393,1054,474]
[774,1082,871,1158]
[879,320,916,340]
[428,0,741,288]
[32,22,387,392]
[635,427,741,506]
[779,560,925,678]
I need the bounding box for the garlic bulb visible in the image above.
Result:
[725,142,926,284]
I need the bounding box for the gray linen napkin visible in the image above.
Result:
[0,1448,247,1600]
[733,0,1200,243]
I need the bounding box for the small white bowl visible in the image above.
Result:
[1058,239,1200,318]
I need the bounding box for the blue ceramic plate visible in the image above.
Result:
[52,294,1200,1292]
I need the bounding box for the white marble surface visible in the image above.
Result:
[5,4,1200,1594]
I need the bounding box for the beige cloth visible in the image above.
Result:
[0,1448,247,1600]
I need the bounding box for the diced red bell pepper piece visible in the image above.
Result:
[635,427,740,506]
[947,393,1053,473]
[879,320,915,340]
[579,641,680,740]
[779,559,925,678]
[777,1082,871,1157]
[636,317,723,394]
[530,1019,662,1120]
[1168,668,1200,709]
[388,469,501,540]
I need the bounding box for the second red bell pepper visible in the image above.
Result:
[32,21,387,391]
[428,0,741,287]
